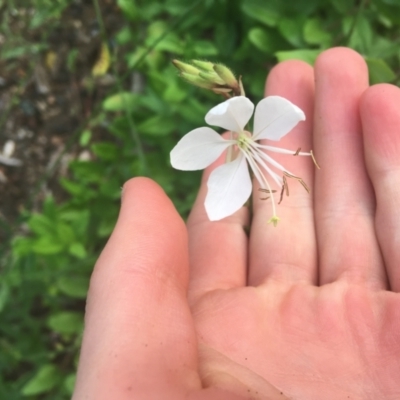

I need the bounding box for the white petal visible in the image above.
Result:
[253,96,305,141]
[0,155,22,166]
[205,96,254,133]
[205,153,252,221]
[170,127,233,171]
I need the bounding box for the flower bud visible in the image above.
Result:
[180,72,214,89]
[192,60,215,72]
[172,59,200,75]
[198,71,225,86]
[214,64,238,88]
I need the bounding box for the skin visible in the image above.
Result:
[72,48,400,400]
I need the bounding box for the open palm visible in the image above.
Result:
[73,48,400,400]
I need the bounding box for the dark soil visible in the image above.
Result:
[0,0,121,232]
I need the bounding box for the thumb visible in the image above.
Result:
[73,177,201,399]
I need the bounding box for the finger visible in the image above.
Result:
[187,149,249,303]
[360,84,400,291]
[249,60,317,286]
[313,48,386,288]
[73,178,201,399]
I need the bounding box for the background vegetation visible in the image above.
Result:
[1,0,400,398]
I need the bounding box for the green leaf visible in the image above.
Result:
[47,312,83,335]
[163,83,187,103]
[64,373,76,395]
[303,18,332,47]
[68,161,104,183]
[193,41,218,56]
[21,364,61,396]
[0,282,10,313]
[140,3,164,20]
[375,0,400,24]
[127,46,163,69]
[60,210,90,236]
[1,44,47,59]
[102,92,139,112]
[366,57,396,84]
[381,0,400,5]
[28,214,55,236]
[278,18,305,47]
[91,142,119,161]
[31,237,64,255]
[57,276,89,298]
[68,242,87,259]
[12,236,36,257]
[117,0,139,20]
[115,26,133,45]
[344,16,373,53]
[154,35,185,54]
[242,0,280,27]
[248,28,275,53]
[138,115,176,136]
[60,178,85,196]
[56,222,75,245]
[99,179,122,200]
[330,0,355,13]
[275,49,322,65]
[79,130,92,147]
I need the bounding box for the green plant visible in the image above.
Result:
[1,0,400,398]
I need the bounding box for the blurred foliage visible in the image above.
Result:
[1,0,400,398]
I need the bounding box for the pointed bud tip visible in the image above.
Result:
[172,60,200,75]
[214,64,238,88]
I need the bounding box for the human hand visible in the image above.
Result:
[72,48,400,400]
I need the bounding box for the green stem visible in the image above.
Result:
[122,0,202,74]
[92,0,107,41]
[92,0,147,173]
[114,48,148,174]
[344,0,368,49]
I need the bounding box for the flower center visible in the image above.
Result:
[237,131,252,150]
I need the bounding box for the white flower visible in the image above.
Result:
[170,95,312,223]
[0,140,22,167]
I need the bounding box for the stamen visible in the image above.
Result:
[258,188,276,200]
[258,188,277,193]
[278,185,284,204]
[293,148,301,156]
[283,171,310,193]
[278,175,289,204]
[284,175,289,196]
[258,188,276,201]
[310,150,321,169]
[247,145,283,187]
[242,150,278,216]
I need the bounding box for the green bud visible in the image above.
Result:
[172,60,200,75]
[192,60,215,72]
[212,87,232,94]
[214,64,238,88]
[212,87,233,96]
[180,72,214,89]
[198,71,225,86]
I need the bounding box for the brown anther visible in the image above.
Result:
[283,171,310,193]
[258,188,277,194]
[278,175,289,204]
[284,175,289,196]
[278,185,284,204]
[259,188,276,201]
[293,147,301,156]
[310,150,321,169]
